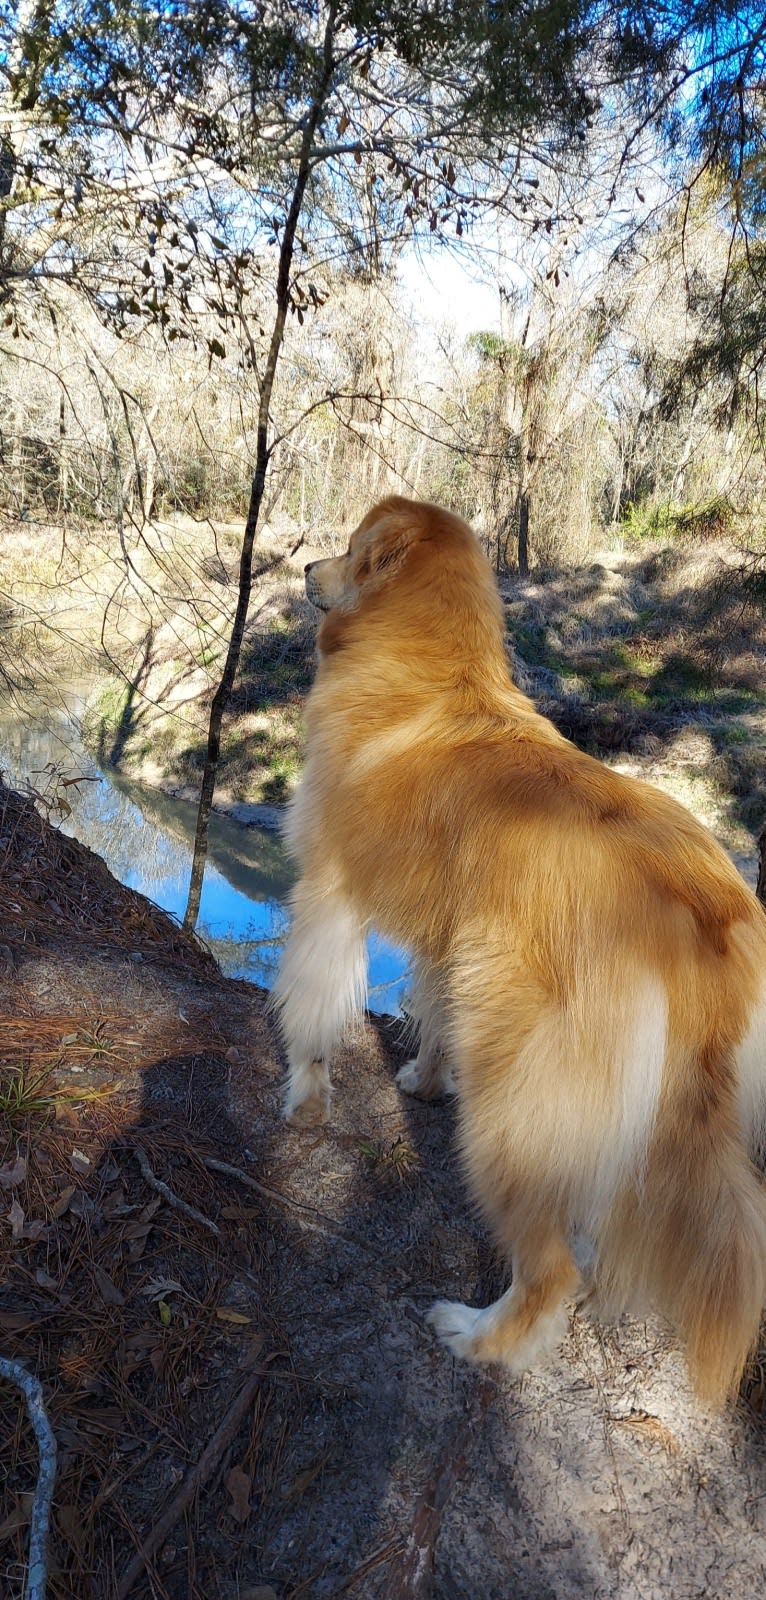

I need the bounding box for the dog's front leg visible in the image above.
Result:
[272,881,367,1127]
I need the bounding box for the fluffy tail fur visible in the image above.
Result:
[600,1114,766,1405]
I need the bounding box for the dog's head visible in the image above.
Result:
[303,496,433,615]
[304,495,511,688]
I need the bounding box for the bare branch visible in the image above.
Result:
[0,1355,57,1600]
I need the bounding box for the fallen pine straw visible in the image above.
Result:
[0,1014,131,1063]
[0,1355,57,1600]
[0,780,217,978]
[0,1008,227,1079]
[114,1362,267,1600]
[0,1118,291,1594]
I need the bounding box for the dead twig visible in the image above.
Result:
[334,1537,406,1594]
[387,1378,493,1597]
[201,1154,374,1253]
[114,1365,264,1599]
[0,1356,57,1600]
[133,1145,221,1237]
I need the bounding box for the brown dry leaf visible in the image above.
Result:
[8,1197,24,1240]
[22,1217,47,1241]
[126,1233,151,1263]
[124,1329,162,1352]
[225,1465,252,1524]
[288,1458,327,1499]
[56,1502,84,1542]
[70,1147,91,1174]
[51,1185,76,1219]
[102,1186,132,1218]
[0,1491,33,1541]
[241,1333,266,1368]
[215,1307,251,1325]
[54,1102,79,1127]
[0,1311,36,1331]
[0,1154,27,1188]
[121,1219,152,1241]
[93,1265,125,1307]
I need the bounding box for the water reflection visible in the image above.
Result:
[0,690,408,1011]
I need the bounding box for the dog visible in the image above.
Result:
[272,495,766,1404]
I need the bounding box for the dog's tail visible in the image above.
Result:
[676,1137,766,1403]
[601,1111,766,1406]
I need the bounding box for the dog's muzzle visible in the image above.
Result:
[304,562,330,611]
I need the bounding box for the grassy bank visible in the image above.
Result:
[503,541,766,865]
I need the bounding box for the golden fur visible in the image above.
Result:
[273,495,766,1404]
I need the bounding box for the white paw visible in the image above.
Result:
[396,1057,456,1101]
[396,1057,428,1095]
[426,1298,485,1360]
[284,1089,330,1128]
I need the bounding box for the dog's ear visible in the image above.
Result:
[359,513,419,583]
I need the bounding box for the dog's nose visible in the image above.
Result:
[304,561,315,575]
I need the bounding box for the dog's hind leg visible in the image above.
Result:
[428,1215,579,1371]
[396,961,455,1101]
[272,879,367,1127]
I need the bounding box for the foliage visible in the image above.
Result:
[620,495,736,542]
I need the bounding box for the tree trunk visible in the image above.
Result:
[11,401,24,512]
[757,823,766,909]
[183,6,337,930]
[142,448,156,523]
[58,392,68,514]
[518,489,530,577]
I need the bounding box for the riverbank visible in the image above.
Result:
[92,530,766,872]
[2,510,321,812]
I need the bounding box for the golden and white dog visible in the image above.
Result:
[273,495,766,1404]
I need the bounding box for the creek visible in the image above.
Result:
[0,687,408,1012]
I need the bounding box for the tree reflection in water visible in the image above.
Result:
[0,693,408,1009]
